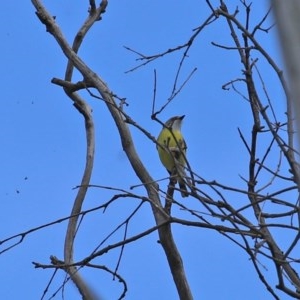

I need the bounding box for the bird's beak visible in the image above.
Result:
[180,115,185,120]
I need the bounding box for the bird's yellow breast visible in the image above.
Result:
[157,128,186,173]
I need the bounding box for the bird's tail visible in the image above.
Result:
[174,162,189,198]
[178,177,189,197]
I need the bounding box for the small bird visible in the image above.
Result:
[157,115,189,197]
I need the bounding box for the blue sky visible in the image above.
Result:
[0,1,295,299]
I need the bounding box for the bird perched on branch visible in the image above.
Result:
[157,115,189,197]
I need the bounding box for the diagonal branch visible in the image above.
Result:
[31,1,193,299]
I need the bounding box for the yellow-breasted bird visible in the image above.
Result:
[157,115,189,197]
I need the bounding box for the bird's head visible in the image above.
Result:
[165,115,185,130]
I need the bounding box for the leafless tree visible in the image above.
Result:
[2,0,300,299]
